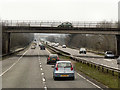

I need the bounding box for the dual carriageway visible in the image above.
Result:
[1,40,110,89]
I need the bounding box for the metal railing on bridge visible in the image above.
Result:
[2,20,118,28]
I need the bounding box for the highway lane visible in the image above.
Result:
[55,46,118,69]
[2,44,102,89]
[40,56,99,88]
[2,46,44,88]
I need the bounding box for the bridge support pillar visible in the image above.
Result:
[4,33,11,54]
[116,35,120,56]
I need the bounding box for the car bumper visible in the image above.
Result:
[53,73,74,78]
[105,56,114,58]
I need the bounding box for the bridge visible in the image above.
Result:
[1,20,120,55]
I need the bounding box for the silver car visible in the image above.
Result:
[117,56,120,64]
[62,45,66,48]
[79,48,86,54]
[104,51,114,58]
[53,61,75,80]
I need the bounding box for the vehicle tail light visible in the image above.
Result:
[71,64,73,71]
[56,64,58,70]
[57,57,59,60]
[48,57,50,60]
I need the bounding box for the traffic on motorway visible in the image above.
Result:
[1,39,119,89]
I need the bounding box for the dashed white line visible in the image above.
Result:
[42,77,46,82]
[41,68,43,70]
[41,73,44,75]
[77,73,103,90]
[0,49,28,76]
[40,65,42,68]
[40,63,41,65]
[44,85,47,90]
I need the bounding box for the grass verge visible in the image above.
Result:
[75,62,119,88]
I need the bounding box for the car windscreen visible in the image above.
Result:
[57,62,71,68]
[107,52,113,54]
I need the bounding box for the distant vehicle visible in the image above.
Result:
[47,54,59,64]
[33,42,37,46]
[58,22,73,28]
[40,44,45,50]
[117,56,120,64]
[31,45,36,49]
[51,43,55,46]
[53,61,75,80]
[62,45,66,48]
[79,48,86,54]
[54,43,59,47]
[104,51,114,58]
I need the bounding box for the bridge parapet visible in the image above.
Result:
[2,20,118,28]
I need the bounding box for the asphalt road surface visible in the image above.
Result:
[1,44,103,89]
[55,46,118,69]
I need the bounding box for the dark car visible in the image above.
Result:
[47,54,59,64]
[40,44,45,50]
[58,22,73,28]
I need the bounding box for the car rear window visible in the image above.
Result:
[57,62,71,68]
[50,55,57,57]
[50,56,57,58]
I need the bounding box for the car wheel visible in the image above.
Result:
[71,77,75,80]
[53,76,57,80]
[47,62,49,64]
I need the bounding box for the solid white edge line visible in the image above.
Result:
[77,73,103,90]
[0,49,28,76]
[46,48,51,54]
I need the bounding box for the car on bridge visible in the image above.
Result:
[47,54,59,64]
[58,22,73,28]
[53,61,75,80]
[104,51,115,58]
[79,48,86,54]
[117,56,120,64]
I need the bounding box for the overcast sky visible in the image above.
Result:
[0,0,120,22]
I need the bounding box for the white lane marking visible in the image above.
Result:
[42,77,46,82]
[44,85,47,90]
[77,73,103,90]
[40,63,41,65]
[40,65,42,68]
[41,73,44,75]
[46,48,51,54]
[41,68,43,70]
[0,49,28,76]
